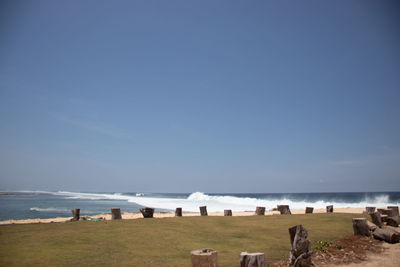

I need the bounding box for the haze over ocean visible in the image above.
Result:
[1,1,400,194]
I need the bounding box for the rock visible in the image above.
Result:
[200,206,208,216]
[140,207,155,218]
[111,208,122,220]
[326,205,333,213]
[277,205,291,215]
[255,207,265,215]
[240,252,266,267]
[190,248,218,267]
[224,209,232,216]
[352,218,370,236]
[175,207,182,217]
[305,207,314,214]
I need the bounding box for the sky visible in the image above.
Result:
[0,0,399,193]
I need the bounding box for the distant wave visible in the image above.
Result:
[30,207,70,212]
[21,191,400,213]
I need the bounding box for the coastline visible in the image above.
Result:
[0,207,368,225]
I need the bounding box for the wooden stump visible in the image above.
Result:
[388,206,399,217]
[373,228,400,243]
[255,207,265,215]
[305,207,314,214]
[240,252,266,267]
[366,220,377,231]
[326,205,333,213]
[224,209,232,216]
[140,207,154,218]
[277,205,291,215]
[352,218,370,236]
[378,208,396,217]
[386,216,400,227]
[365,207,376,214]
[381,214,388,223]
[370,212,382,228]
[71,208,80,221]
[111,208,122,220]
[288,225,313,267]
[200,206,208,216]
[175,207,182,217]
[190,248,217,267]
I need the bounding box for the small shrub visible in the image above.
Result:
[313,240,331,253]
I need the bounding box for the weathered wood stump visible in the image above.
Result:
[386,216,400,227]
[381,214,388,223]
[370,212,382,227]
[388,206,399,217]
[190,248,218,267]
[326,205,333,213]
[289,225,313,267]
[378,208,396,217]
[365,207,376,214]
[111,208,122,220]
[373,227,400,243]
[240,252,266,267]
[200,206,208,216]
[255,206,265,215]
[175,207,182,217]
[352,218,370,236]
[305,207,314,214]
[140,207,154,218]
[277,205,291,215]
[366,220,377,231]
[71,208,80,221]
[224,209,232,216]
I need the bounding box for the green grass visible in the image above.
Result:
[0,213,364,266]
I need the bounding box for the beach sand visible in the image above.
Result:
[0,207,368,225]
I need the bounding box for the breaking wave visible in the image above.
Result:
[30,207,70,212]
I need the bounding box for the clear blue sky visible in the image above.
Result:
[1,0,399,193]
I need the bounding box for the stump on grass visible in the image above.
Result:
[140,207,154,218]
[370,212,382,228]
[388,206,399,217]
[305,207,314,214]
[386,216,400,227]
[366,207,376,214]
[190,248,217,267]
[200,206,208,216]
[288,225,313,267]
[111,208,122,220]
[378,208,396,217]
[175,207,182,217]
[352,218,370,236]
[224,209,232,216]
[240,252,266,267]
[255,207,265,215]
[373,228,400,243]
[326,205,333,213]
[71,208,80,221]
[277,205,291,215]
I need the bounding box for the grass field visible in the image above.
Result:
[0,213,363,266]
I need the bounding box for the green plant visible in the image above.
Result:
[313,240,332,253]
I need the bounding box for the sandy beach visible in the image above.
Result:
[0,207,368,225]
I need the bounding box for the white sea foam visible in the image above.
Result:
[30,207,70,212]
[22,191,399,213]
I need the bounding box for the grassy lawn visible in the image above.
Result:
[0,213,363,266]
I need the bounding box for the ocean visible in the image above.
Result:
[0,191,399,221]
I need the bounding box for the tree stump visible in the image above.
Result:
[377,208,396,217]
[200,206,208,216]
[175,207,182,217]
[352,218,370,236]
[140,207,154,218]
[305,207,314,214]
[381,214,388,223]
[373,228,400,243]
[326,205,333,213]
[111,208,122,220]
[240,252,266,267]
[288,225,313,267]
[190,248,217,267]
[224,209,232,216]
[277,205,291,215]
[71,208,80,221]
[386,216,400,227]
[370,212,382,228]
[365,207,376,214]
[388,206,399,217]
[255,207,265,215]
[366,220,377,231]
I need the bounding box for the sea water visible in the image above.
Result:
[0,191,399,221]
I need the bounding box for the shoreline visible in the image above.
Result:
[0,207,369,225]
